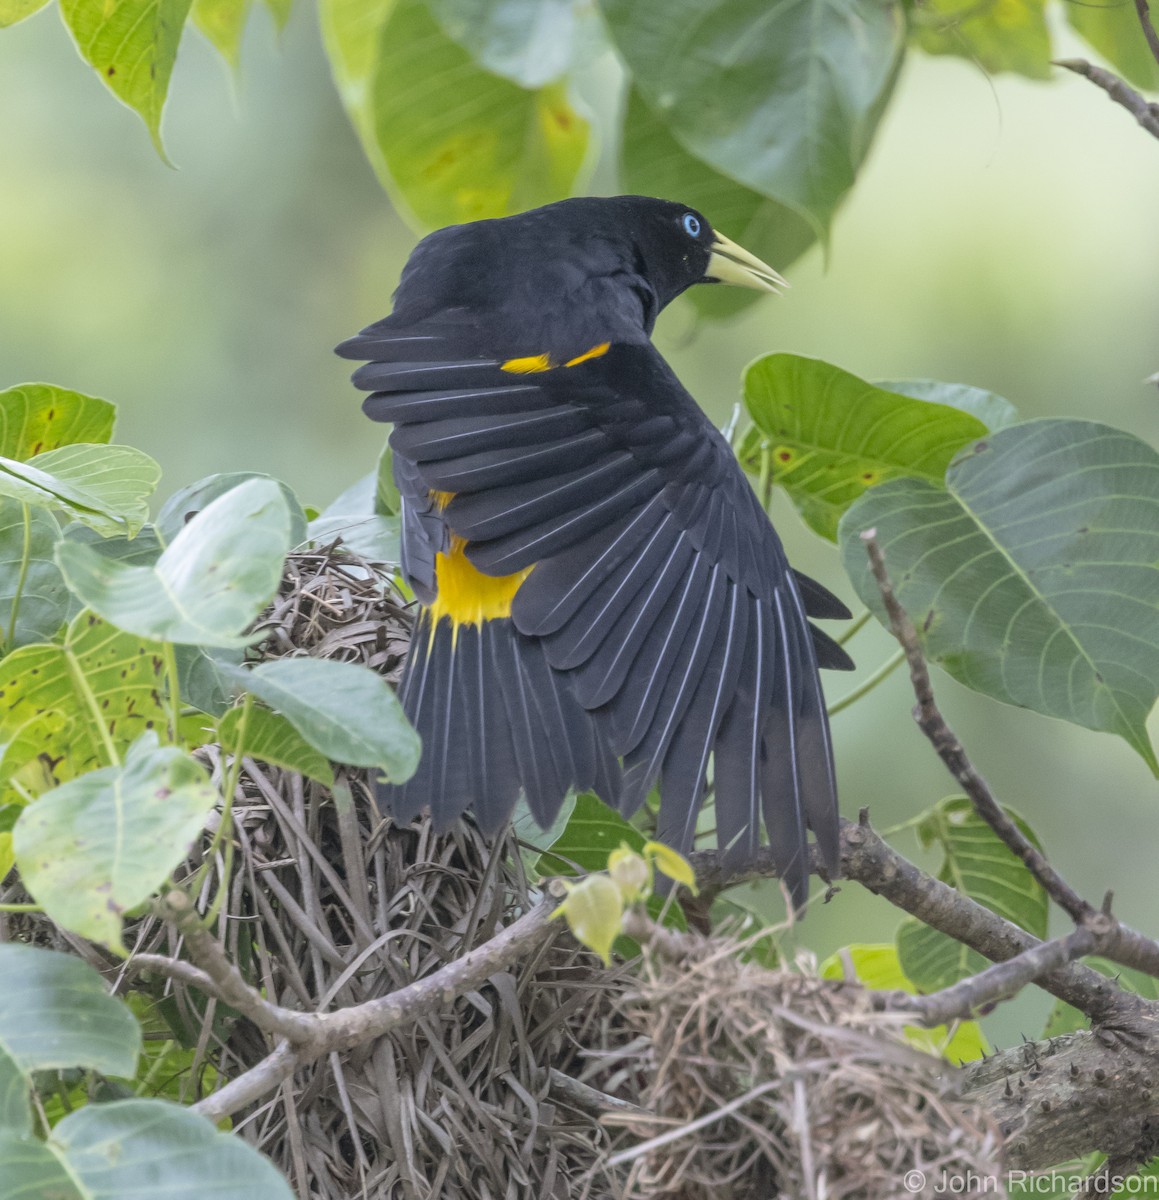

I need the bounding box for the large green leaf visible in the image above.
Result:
[59,0,195,157]
[0,945,140,1137]
[319,0,394,115]
[367,0,590,226]
[0,1099,292,1199]
[741,354,988,540]
[0,0,51,26]
[227,657,420,782]
[0,445,159,538]
[895,797,1047,993]
[1067,1,1159,92]
[877,379,1020,433]
[218,704,335,786]
[600,0,905,235]
[57,478,291,648]
[911,0,1051,80]
[840,419,1159,770]
[620,88,815,320]
[13,733,217,952]
[0,498,67,649]
[308,445,400,561]
[156,472,307,547]
[0,385,115,459]
[530,791,644,874]
[0,612,170,791]
[425,0,579,86]
[819,942,987,1062]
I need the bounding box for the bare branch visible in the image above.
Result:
[1134,0,1159,69]
[1055,59,1159,141]
[193,1041,298,1124]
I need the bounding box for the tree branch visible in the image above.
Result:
[1055,59,1159,141]
[1134,0,1159,69]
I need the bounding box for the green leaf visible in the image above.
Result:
[57,478,291,648]
[0,498,68,649]
[367,0,591,226]
[0,612,170,791]
[319,0,394,114]
[309,449,401,561]
[0,944,140,1136]
[218,704,334,786]
[911,0,1051,81]
[175,644,243,717]
[741,354,988,540]
[819,942,988,1062]
[156,472,307,547]
[1067,0,1159,92]
[261,0,290,29]
[600,0,905,235]
[425,0,578,86]
[0,0,51,26]
[0,445,159,538]
[895,797,1047,992]
[13,732,217,952]
[1042,957,1159,1039]
[0,385,115,459]
[226,657,420,781]
[876,379,1020,432]
[620,88,815,320]
[839,419,1159,771]
[552,874,624,965]
[533,791,646,873]
[0,1099,293,1199]
[59,0,195,158]
[193,0,250,66]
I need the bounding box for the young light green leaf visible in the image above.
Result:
[261,0,291,30]
[0,445,159,538]
[59,0,195,158]
[0,385,115,459]
[0,612,170,792]
[156,472,307,547]
[0,498,67,649]
[840,419,1159,771]
[911,0,1051,81]
[218,704,335,786]
[600,0,904,236]
[620,89,815,320]
[13,733,217,953]
[192,0,250,67]
[319,0,395,113]
[876,380,1020,433]
[0,0,51,26]
[819,943,988,1062]
[0,1099,293,1199]
[551,874,624,966]
[226,657,420,782]
[57,478,291,648]
[425,0,578,87]
[0,944,141,1135]
[368,0,590,227]
[1067,1,1159,91]
[894,797,1047,992]
[742,354,988,540]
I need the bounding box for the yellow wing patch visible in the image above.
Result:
[500,343,611,374]
[429,536,531,629]
[565,342,610,367]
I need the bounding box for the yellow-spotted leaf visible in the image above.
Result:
[0,385,115,459]
[13,733,217,952]
[0,498,68,649]
[367,0,590,227]
[59,0,195,157]
[741,354,988,539]
[840,419,1159,771]
[820,943,988,1062]
[552,874,624,965]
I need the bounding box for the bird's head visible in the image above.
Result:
[389,195,787,341]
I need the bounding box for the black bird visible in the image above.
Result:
[338,196,853,906]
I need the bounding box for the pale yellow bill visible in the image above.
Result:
[706,233,789,295]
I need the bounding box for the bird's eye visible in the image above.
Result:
[682,213,701,238]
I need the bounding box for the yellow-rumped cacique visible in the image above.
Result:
[338,195,854,907]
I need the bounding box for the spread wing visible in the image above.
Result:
[340,321,852,904]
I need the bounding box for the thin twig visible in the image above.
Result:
[1134,0,1159,69]
[1055,59,1159,140]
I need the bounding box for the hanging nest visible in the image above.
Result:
[593,935,1007,1200]
[4,542,1007,1199]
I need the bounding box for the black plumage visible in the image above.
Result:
[339,195,853,907]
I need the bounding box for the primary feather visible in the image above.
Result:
[339,196,853,907]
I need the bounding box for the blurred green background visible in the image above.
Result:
[1,5,1156,1044]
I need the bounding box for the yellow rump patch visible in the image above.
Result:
[428,536,531,629]
[431,490,455,512]
[500,353,554,374]
[565,342,610,367]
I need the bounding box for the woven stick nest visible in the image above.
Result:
[4,544,1006,1199]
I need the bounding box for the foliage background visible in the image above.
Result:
[0,1,1157,1047]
